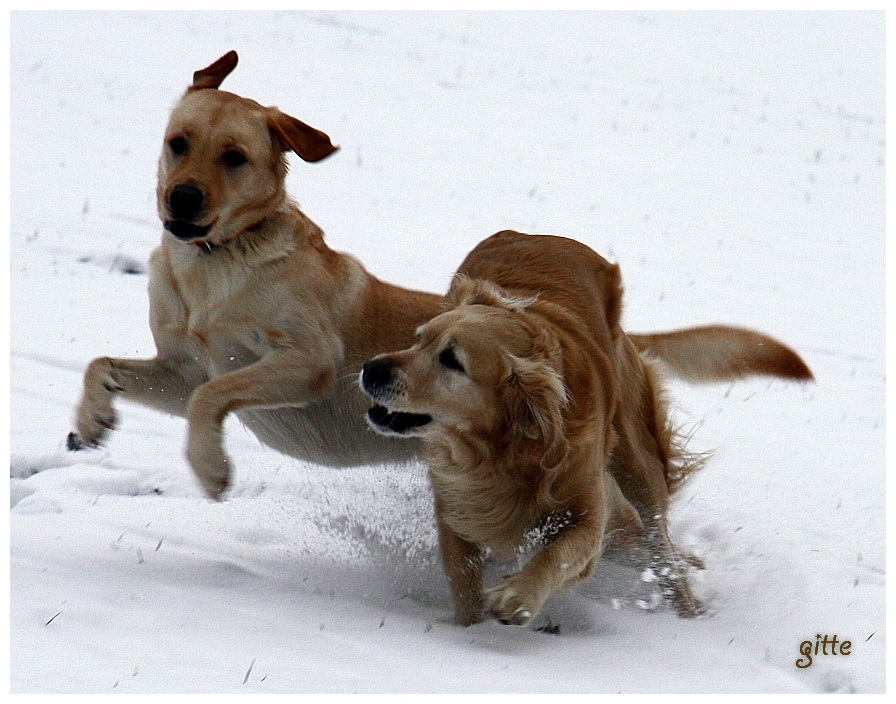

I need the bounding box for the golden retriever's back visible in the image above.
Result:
[454,230,623,346]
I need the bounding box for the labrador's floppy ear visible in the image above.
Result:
[267,108,339,163]
[189,51,239,92]
[502,352,569,470]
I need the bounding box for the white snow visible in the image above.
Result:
[8,10,885,694]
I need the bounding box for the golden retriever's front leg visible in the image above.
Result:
[485,513,603,626]
[72,355,207,449]
[185,351,337,498]
[435,498,485,626]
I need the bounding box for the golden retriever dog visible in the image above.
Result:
[68,51,443,498]
[360,230,812,626]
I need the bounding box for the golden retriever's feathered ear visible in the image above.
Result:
[267,109,339,163]
[446,275,537,311]
[503,354,569,469]
[189,51,239,91]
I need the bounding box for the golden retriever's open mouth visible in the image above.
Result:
[366,403,432,435]
[165,219,213,241]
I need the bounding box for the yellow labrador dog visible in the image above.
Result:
[69,51,442,497]
[361,231,812,626]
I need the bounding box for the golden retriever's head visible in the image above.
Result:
[156,51,338,248]
[360,277,569,462]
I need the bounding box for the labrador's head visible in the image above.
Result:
[157,51,338,248]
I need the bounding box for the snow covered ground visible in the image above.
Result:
[9,10,885,693]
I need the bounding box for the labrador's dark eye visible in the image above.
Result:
[439,347,465,373]
[222,149,248,168]
[168,136,188,156]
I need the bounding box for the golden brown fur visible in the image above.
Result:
[69,51,443,497]
[361,230,812,626]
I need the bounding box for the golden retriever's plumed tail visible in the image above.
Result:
[630,325,813,384]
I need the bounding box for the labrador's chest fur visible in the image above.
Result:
[153,211,354,371]
[148,211,420,466]
[156,244,295,374]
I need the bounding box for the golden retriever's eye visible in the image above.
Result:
[168,136,188,156]
[222,149,248,168]
[438,347,465,373]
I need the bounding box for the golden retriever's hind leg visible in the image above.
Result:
[644,524,707,618]
[609,437,706,617]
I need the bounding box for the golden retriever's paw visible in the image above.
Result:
[484,577,542,626]
[670,589,708,619]
[652,567,707,619]
[185,434,232,500]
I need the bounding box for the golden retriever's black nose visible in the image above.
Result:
[169,184,205,221]
[361,359,393,391]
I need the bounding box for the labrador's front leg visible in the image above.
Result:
[185,350,337,498]
[72,355,207,449]
[72,357,124,449]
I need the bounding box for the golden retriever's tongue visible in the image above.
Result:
[367,404,431,434]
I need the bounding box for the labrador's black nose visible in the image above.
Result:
[169,184,205,221]
[361,359,393,392]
